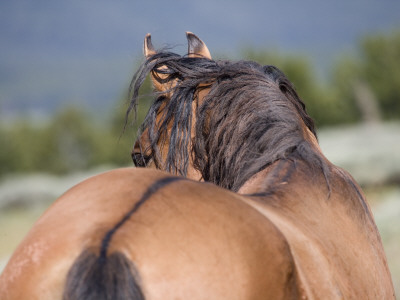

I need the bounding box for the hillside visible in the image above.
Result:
[1,0,400,117]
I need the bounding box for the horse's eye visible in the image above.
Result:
[132,152,152,168]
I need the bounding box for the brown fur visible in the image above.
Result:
[0,33,394,299]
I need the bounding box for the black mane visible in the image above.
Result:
[129,51,329,191]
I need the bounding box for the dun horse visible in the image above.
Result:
[0,33,394,299]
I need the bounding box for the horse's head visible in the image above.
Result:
[130,32,212,180]
[129,33,327,191]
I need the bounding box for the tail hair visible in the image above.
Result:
[63,249,145,300]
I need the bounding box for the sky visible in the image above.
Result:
[1,0,400,119]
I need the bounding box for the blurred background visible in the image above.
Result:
[1,0,399,293]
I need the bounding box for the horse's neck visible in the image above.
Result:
[238,127,326,192]
[238,153,394,299]
[239,155,371,223]
[238,160,299,195]
[238,158,328,197]
[239,154,382,244]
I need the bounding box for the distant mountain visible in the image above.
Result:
[1,0,399,118]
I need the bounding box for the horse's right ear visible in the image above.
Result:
[186,32,212,59]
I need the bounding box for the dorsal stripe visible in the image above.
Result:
[99,176,184,261]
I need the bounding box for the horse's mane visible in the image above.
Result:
[129,51,329,191]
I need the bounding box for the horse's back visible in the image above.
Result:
[0,168,300,300]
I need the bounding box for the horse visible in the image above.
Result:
[131,33,395,298]
[0,33,395,299]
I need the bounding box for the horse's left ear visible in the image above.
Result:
[144,33,156,59]
[186,32,212,59]
[143,33,172,93]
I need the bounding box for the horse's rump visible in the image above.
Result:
[0,168,301,299]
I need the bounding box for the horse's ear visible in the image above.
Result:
[143,33,171,93]
[186,32,212,59]
[144,33,156,58]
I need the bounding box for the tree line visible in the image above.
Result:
[1,30,399,177]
